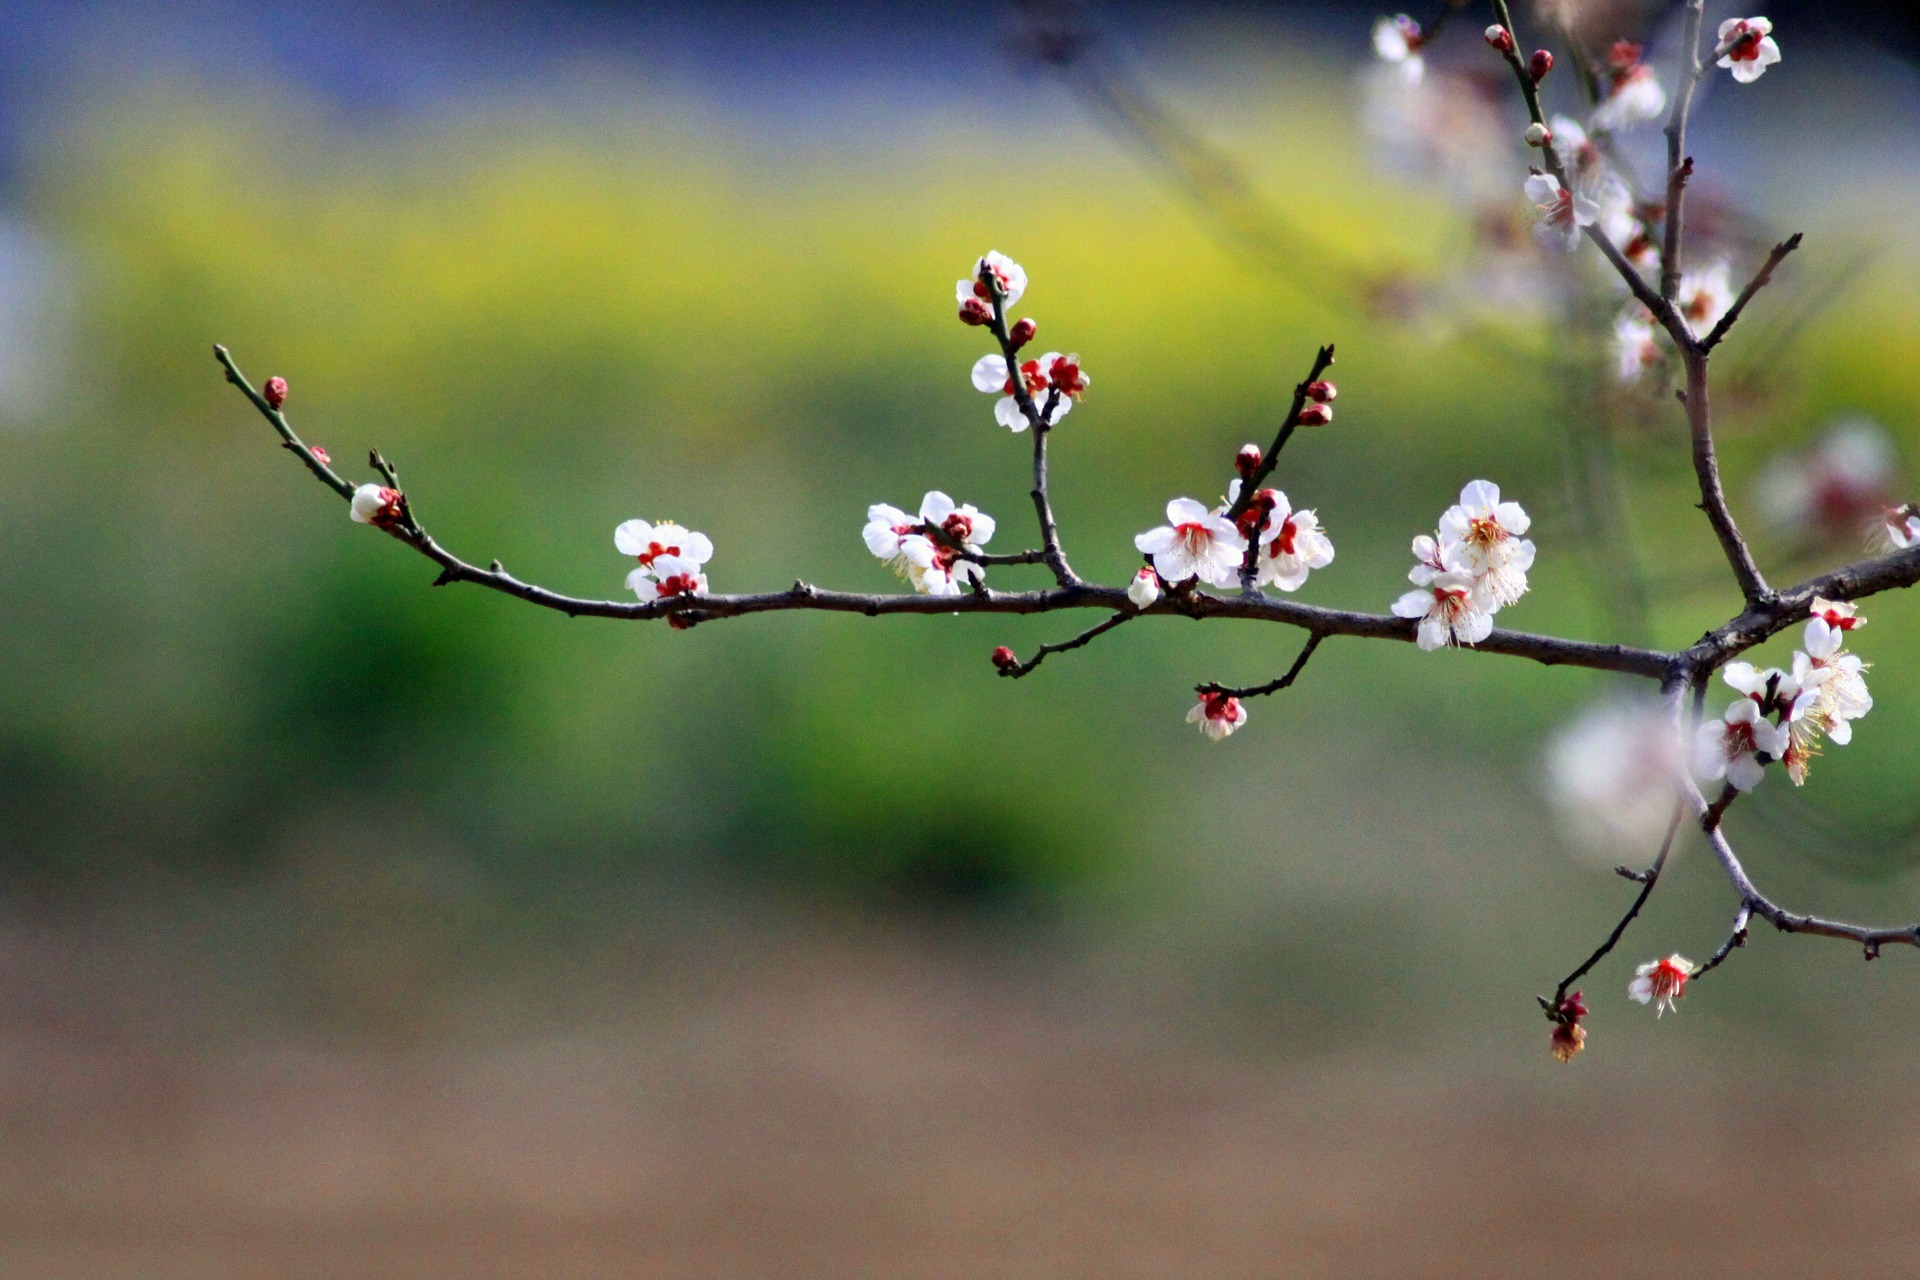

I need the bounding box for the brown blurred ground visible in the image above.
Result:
[0,917,1913,1280]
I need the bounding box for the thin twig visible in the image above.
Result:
[1693,903,1752,978]
[1224,344,1335,526]
[981,262,1078,586]
[1000,610,1134,678]
[1700,233,1805,351]
[1198,632,1324,699]
[1548,803,1685,1008]
[1659,1,1708,304]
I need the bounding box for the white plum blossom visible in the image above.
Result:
[1885,504,1920,550]
[964,250,1026,307]
[1715,17,1781,83]
[628,553,707,603]
[1438,480,1535,610]
[1629,954,1694,1016]
[1371,14,1424,85]
[1591,42,1667,131]
[1548,116,1601,183]
[1393,571,1492,650]
[1524,173,1598,252]
[1614,313,1662,383]
[1135,498,1248,588]
[1407,532,1454,586]
[1546,700,1687,863]
[1797,597,1872,740]
[971,353,1069,432]
[1127,566,1162,609]
[1677,260,1734,338]
[864,491,995,596]
[1694,697,1786,792]
[1595,179,1659,273]
[350,483,403,528]
[1188,690,1249,741]
[1253,491,1335,592]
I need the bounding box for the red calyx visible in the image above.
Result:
[1528,49,1554,82]
[1009,317,1037,350]
[1306,380,1337,404]
[959,297,992,326]
[1296,403,1333,427]
[991,645,1019,672]
[1234,444,1262,478]
[1484,24,1514,54]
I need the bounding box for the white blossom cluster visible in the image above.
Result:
[1391,481,1534,650]
[1696,598,1871,791]
[614,519,713,604]
[864,491,996,597]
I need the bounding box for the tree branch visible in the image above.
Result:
[1700,233,1805,352]
[1659,0,1708,303]
[1545,803,1685,1009]
[981,263,1079,586]
[1224,344,1335,525]
[999,609,1135,678]
[1198,631,1324,699]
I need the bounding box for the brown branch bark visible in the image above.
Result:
[1197,632,1324,700]
[1700,233,1805,352]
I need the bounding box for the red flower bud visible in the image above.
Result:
[668,613,696,631]
[991,645,1019,673]
[1009,317,1037,350]
[1234,443,1262,478]
[959,297,992,326]
[1528,49,1554,82]
[311,445,331,465]
[1306,380,1337,404]
[1484,24,1514,54]
[263,376,288,409]
[1296,402,1333,427]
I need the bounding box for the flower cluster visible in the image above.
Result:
[615,519,713,603]
[958,251,1087,433]
[1392,481,1534,650]
[1695,598,1871,790]
[1591,41,1667,132]
[864,491,996,597]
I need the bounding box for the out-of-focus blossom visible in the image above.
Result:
[1677,260,1733,336]
[1545,699,1685,863]
[1592,41,1667,131]
[1127,566,1162,609]
[1614,313,1662,383]
[1392,571,1492,650]
[1548,115,1602,186]
[1362,64,1509,208]
[1629,954,1694,1016]
[1372,14,1424,84]
[1135,498,1248,588]
[1757,418,1898,544]
[1715,17,1781,83]
[1524,173,1598,252]
[1188,690,1248,741]
[1885,504,1920,550]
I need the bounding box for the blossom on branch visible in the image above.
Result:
[971,353,1069,431]
[864,491,995,597]
[1438,480,1534,610]
[1885,504,1920,550]
[616,519,714,572]
[1371,14,1424,85]
[1524,173,1598,252]
[1127,566,1162,609]
[967,250,1026,307]
[1614,313,1662,383]
[1628,954,1694,1016]
[1135,498,1247,588]
[628,553,707,603]
[1715,18,1781,84]
[1255,492,1335,592]
[1188,690,1249,741]
[1392,571,1491,650]
[350,483,403,529]
[1694,696,1785,792]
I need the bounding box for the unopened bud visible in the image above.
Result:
[263,376,288,409]
[1234,443,1263,478]
[1484,24,1514,54]
[991,645,1019,672]
[1305,380,1337,404]
[1127,567,1161,609]
[1009,317,1037,350]
[310,445,331,465]
[1525,122,1551,148]
[1296,402,1333,427]
[959,297,992,326]
[1528,49,1554,82]
[668,613,696,631]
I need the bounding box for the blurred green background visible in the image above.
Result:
[2,2,1920,1272]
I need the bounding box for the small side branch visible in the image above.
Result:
[1224,344,1336,525]
[213,344,355,500]
[1659,0,1708,303]
[1545,803,1685,1009]
[1197,632,1324,699]
[981,265,1078,586]
[1700,233,1805,352]
[1693,903,1752,978]
[998,609,1135,678]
